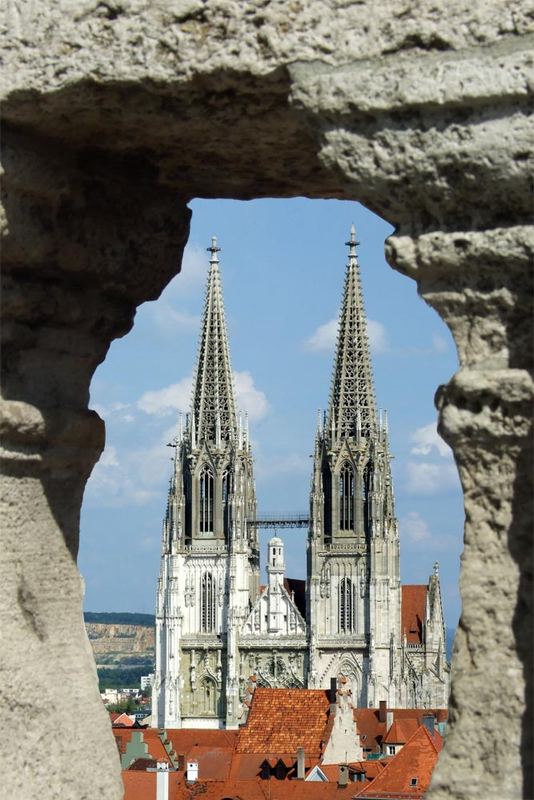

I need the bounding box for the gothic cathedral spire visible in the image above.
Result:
[308,226,400,708]
[328,225,377,440]
[192,236,237,445]
[154,237,258,731]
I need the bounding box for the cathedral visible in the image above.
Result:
[152,228,450,729]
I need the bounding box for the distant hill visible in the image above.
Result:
[84,612,155,627]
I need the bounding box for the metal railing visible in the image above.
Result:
[247,513,310,529]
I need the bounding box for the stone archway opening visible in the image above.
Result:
[2,6,531,799]
[80,197,463,655]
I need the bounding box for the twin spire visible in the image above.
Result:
[191,227,377,447]
[327,225,377,439]
[191,236,237,445]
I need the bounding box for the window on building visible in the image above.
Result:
[199,466,214,533]
[339,463,355,530]
[221,469,230,539]
[410,778,418,786]
[388,745,396,755]
[339,577,355,633]
[362,462,372,536]
[201,572,216,632]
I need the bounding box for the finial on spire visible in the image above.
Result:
[345,225,360,259]
[433,561,439,577]
[207,235,221,264]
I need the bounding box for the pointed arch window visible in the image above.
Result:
[339,463,355,530]
[201,572,216,633]
[222,469,230,539]
[363,462,372,537]
[339,577,355,633]
[199,466,214,534]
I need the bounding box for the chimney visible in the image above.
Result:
[186,760,198,783]
[296,747,305,780]
[378,700,387,723]
[422,714,435,735]
[330,677,337,705]
[155,763,169,800]
[338,764,349,787]
[386,710,394,731]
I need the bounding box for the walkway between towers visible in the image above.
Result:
[248,513,310,529]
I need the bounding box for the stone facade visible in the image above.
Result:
[1,2,531,798]
[153,231,449,729]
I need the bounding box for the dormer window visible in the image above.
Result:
[410,778,418,786]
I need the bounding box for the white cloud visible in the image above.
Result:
[401,511,432,542]
[137,371,269,423]
[404,461,459,495]
[367,319,389,354]
[304,317,388,354]
[137,371,269,422]
[85,423,176,509]
[137,376,193,417]
[305,318,338,352]
[86,448,161,508]
[410,423,451,458]
[151,306,200,334]
[99,445,119,468]
[234,371,269,421]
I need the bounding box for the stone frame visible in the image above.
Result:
[1,3,532,798]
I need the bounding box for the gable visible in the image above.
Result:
[402,585,428,645]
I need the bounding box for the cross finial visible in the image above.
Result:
[345,224,359,259]
[207,235,221,264]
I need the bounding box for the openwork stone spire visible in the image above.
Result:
[191,236,237,443]
[328,226,377,438]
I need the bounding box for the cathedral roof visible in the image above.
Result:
[402,584,428,645]
[191,236,237,444]
[236,688,330,757]
[327,226,378,439]
[283,577,306,619]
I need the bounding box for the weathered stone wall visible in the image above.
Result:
[1,2,532,798]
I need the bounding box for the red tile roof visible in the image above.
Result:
[166,728,238,754]
[355,725,442,798]
[383,719,419,744]
[236,688,331,757]
[356,708,447,753]
[112,728,173,765]
[111,712,134,727]
[123,771,359,800]
[402,585,427,645]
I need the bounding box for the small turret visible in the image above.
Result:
[267,536,286,633]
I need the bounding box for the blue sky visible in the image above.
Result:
[80,198,464,630]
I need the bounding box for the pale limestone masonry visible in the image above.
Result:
[0,2,532,799]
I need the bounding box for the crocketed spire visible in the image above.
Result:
[191,236,237,444]
[327,226,377,438]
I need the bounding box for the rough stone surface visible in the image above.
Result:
[1,1,532,798]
